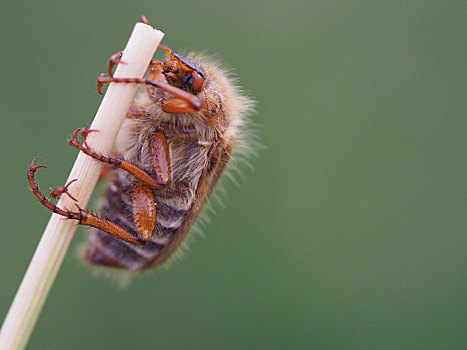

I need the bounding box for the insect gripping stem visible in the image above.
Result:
[0,22,164,350]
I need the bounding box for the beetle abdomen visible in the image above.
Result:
[83,170,191,271]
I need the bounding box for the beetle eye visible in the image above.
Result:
[190,72,205,92]
[183,72,204,92]
[184,75,195,86]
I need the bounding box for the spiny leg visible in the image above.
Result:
[107,51,124,77]
[97,76,203,111]
[105,44,163,81]
[49,178,78,201]
[68,127,163,189]
[28,157,149,245]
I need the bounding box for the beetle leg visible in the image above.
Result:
[49,178,78,201]
[78,206,150,244]
[135,131,170,241]
[68,127,164,189]
[107,51,124,77]
[150,131,171,186]
[161,98,200,113]
[132,182,157,242]
[97,76,202,111]
[107,51,162,80]
[28,157,148,244]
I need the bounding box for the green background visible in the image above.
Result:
[1,1,466,349]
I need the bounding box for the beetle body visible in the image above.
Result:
[28,48,254,272]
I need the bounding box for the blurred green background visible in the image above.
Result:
[1,0,466,349]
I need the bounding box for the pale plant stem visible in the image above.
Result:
[0,22,164,350]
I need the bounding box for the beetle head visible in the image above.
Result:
[158,45,206,94]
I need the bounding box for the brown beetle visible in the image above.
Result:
[28,23,255,272]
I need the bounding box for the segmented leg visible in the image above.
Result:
[68,127,163,189]
[105,15,153,76]
[107,51,124,77]
[28,157,148,245]
[50,178,78,201]
[97,76,202,111]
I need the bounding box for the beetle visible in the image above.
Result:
[28,27,255,272]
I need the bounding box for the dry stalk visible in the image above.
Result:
[0,21,164,350]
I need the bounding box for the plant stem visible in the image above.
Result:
[0,21,164,350]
